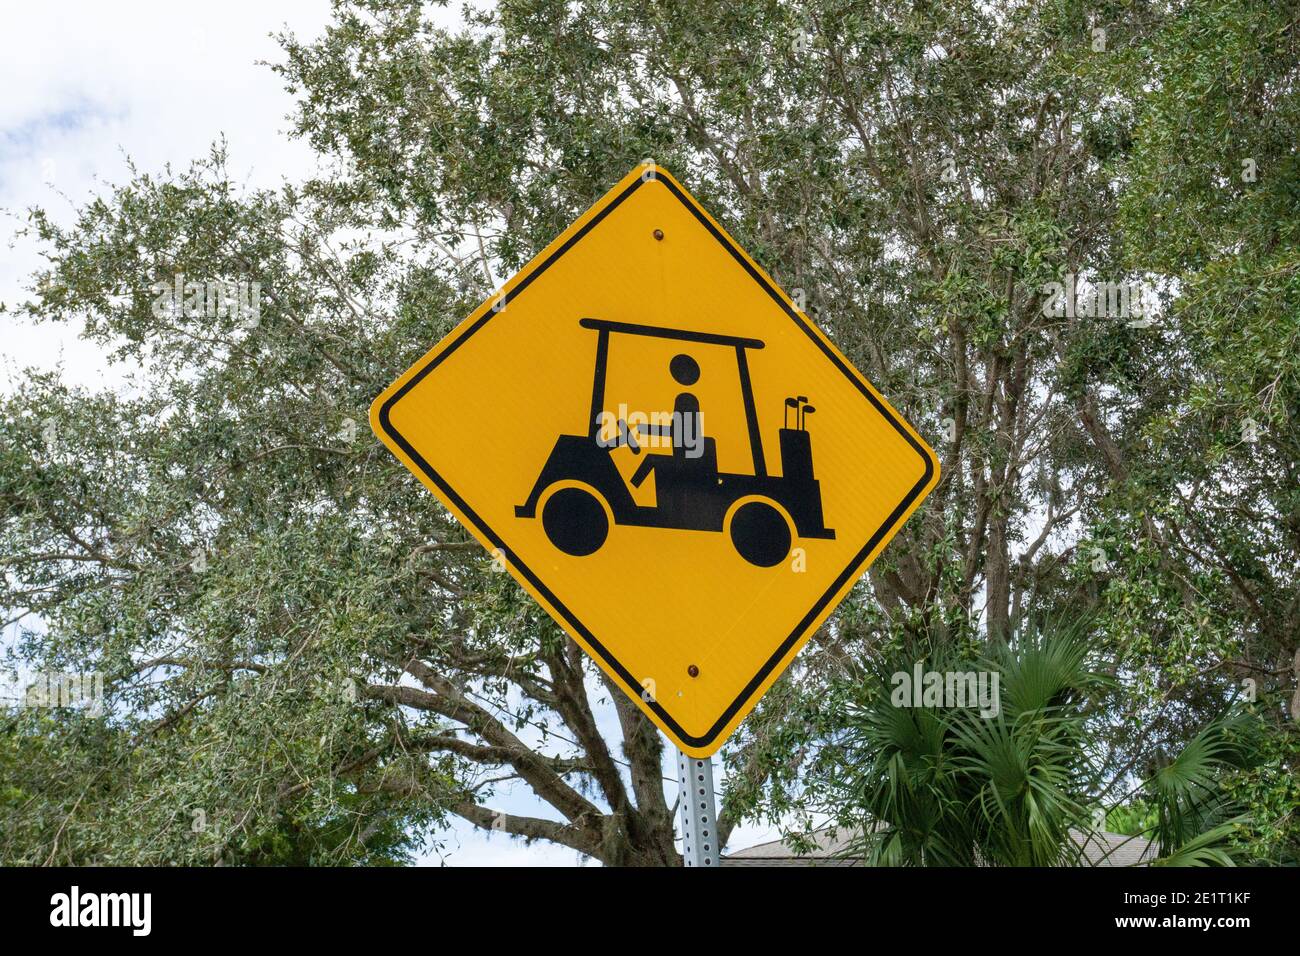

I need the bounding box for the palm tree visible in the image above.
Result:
[819,621,1253,866]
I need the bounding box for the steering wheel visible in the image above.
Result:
[616,418,642,454]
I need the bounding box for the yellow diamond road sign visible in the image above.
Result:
[372,164,939,756]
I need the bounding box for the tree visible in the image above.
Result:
[2,0,1296,865]
[1105,0,1300,861]
[810,620,1260,866]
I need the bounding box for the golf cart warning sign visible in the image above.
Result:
[372,164,939,756]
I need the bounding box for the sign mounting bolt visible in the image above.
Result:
[688,664,699,678]
[653,228,664,241]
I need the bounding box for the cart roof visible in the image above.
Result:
[579,317,764,350]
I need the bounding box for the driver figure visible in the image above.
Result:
[637,353,701,459]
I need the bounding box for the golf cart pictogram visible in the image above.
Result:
[515,318,835,566]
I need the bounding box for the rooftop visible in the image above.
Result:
[723,827,1157,867]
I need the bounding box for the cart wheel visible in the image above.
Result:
[730,501,791,567]
[542,487,608,556]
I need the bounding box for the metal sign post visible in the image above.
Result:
[677,747,718,867]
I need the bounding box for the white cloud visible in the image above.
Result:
[0,0,330,388]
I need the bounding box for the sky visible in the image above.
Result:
[0,0,783,866]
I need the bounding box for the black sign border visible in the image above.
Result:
[378,171,936,750]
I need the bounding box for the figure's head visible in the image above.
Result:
[670,353,700,386]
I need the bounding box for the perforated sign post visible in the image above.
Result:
[372,164,939,858]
